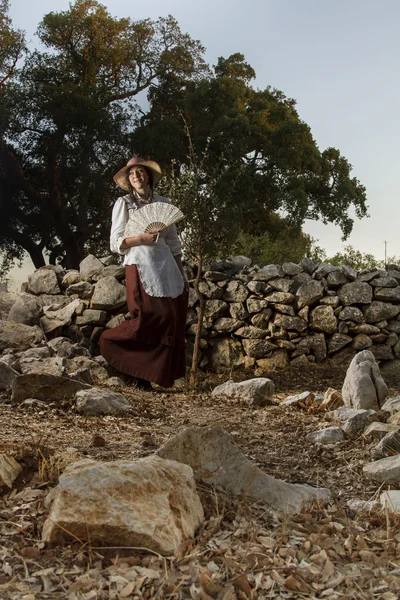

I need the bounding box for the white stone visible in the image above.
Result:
[363,455,400,484]
[158,427,330,515]
[42,456,204,555]
[0,455,22,490]
[342,350,388,411]
[211,378,275,407]
[380,490,400,513]
[280,391,315,407]
[306,427,344,445]
[75,388,132,416]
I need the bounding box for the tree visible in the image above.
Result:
[159,127,247,384]
[133,53,368,242]
[1,0,207,271]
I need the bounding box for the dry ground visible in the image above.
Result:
[0,364,399,599]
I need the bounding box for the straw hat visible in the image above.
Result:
[113,156,163,191]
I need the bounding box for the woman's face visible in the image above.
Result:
[128,166,149,194]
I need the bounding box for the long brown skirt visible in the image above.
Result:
[99,265,188,388]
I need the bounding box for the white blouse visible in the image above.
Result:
[110,194,184,298]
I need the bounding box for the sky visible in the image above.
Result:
[5,0,400,288]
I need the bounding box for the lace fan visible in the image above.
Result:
[124,202,185,240]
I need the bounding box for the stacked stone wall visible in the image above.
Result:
[3,254,400,378]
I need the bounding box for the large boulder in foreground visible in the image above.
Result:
[158,427,330,514]
[11,373,90,403]
[42,456,204,555]
[342,350,388,411]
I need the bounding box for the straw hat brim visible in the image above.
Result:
[113,159,163,191]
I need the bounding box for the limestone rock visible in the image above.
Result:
[0,291,17,319]
[242,339,278,359]
[0,361,20,390]
[65,281,94,299]
[380,490,400,513]
[381,397,400,414]
[0,455,22,491]
[7,293,41,326]
[306,427,344,445]
[203,299,229,320]
[75,388,132,415]
[273,314,307,332]
[229,302,249,321]
[372,431,400,459]
[255,350,290,372]
[211,378,275,407]
[234,326,267,339]
[280,391,315,407]
[42,456,204,555]
[0,321,44,353]
[296,280,324,308]
[328,333,352,353]
[75,309,108,326]
[310,306,337,334]
[222,280,249,303]
[352,334,373,350]
[158,427,330,514]
[363,422,399,440]
[330,406,378,439]
[12,373,90,403]
[363,455,400,484]
[342,350,388,410]
[79,254,105,277]
[253,264,281,281]
[338,306,365,322]
[28,267,61,295]
[91,276,127,311]
[374,286,400,303]
[364,301,400,323]
[338,281,373,306]
[282,262,302,276]
[208,338,244,372]
[19,356,66,377]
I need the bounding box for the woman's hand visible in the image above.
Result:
[140,231,159,245]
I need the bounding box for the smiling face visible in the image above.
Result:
[128,166,149,197]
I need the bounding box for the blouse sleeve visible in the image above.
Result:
[110,197,129,255]
[163,223,182,256]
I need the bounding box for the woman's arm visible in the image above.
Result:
[110,198,157,253]
[174,253,189,291]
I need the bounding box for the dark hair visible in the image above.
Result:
[126,166,154,201]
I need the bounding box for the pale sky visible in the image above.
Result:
[6,0,400,288]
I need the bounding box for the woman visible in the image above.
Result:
[99,156,189,390]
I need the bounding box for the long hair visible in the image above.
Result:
[125,167,154,202]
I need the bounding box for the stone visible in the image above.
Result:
[42,456,204,555]
[380,491,400,513]
[338,281,373,306]
[7,293,41,326]
[67,357,109,382]
[246,297,269,314]
[0,321,44,353]
[158,427,330,514]
[387,319,400,333]
[79,254,105,277]
[106,314,126,329]
[0,361,20,390]
[203,299,229,320]
[364,301,400,323]
[255,350,290,372]
[234,326,267,339]
[204,270,228,282]
[296,280,324,308]
[11,374,90,403]
[91,265,125,281]
[211,378,275,407]
[329,407,377,438]
[320,388,344,410]
[0,455,22,491]
[75,388,132,415]
[242,339,278,359]
[198,280,224,299]
[268,278,293,293]
[290,354,310,368]
[42,298,81,326]
[222,280,249,303]
[363,455,400,484]
[75,309,108,326]
[306,427,344,445]
[253,264,281,281]
[363,422,399,440]
[326,271,348,288]
[380,360,400,386]
[0,291,17,319]
[372,431,400,459]
[341,264,358,280]
[104,376,126,388]
[66,281,94,299]
[338,306,365,323]
[320,295,340,308]
[342,350,388,411]
[280,391,315,407]
[313,263,338,279]
[346,499,381,513]
[371,276,399,288]
[374,287,400,303]
[274,304,295,316]
[19,356,66,377]
[310,305,337,334]
[208,338,244,371]
[212,318,244,333]
[370,344,394,361]
[352,334,373,350]
[265,291,294,305]
[19,346,51,360]
[328,333,352,354]
[61,270,82,288]
[229,302,249,320]
[273,314,307,332]
[247,280,268,295]
[251,310,272,329]
[27,267,61,295]
[299,257,317,274]
[91,276,127,311]
[282,262,302,276]
[381,397,400,414]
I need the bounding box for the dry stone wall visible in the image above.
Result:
[3,254,400,378]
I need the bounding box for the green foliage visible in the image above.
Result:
[327,245,400,270]
[232,227,314,266]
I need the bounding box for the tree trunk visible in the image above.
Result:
[189,255,205,387]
